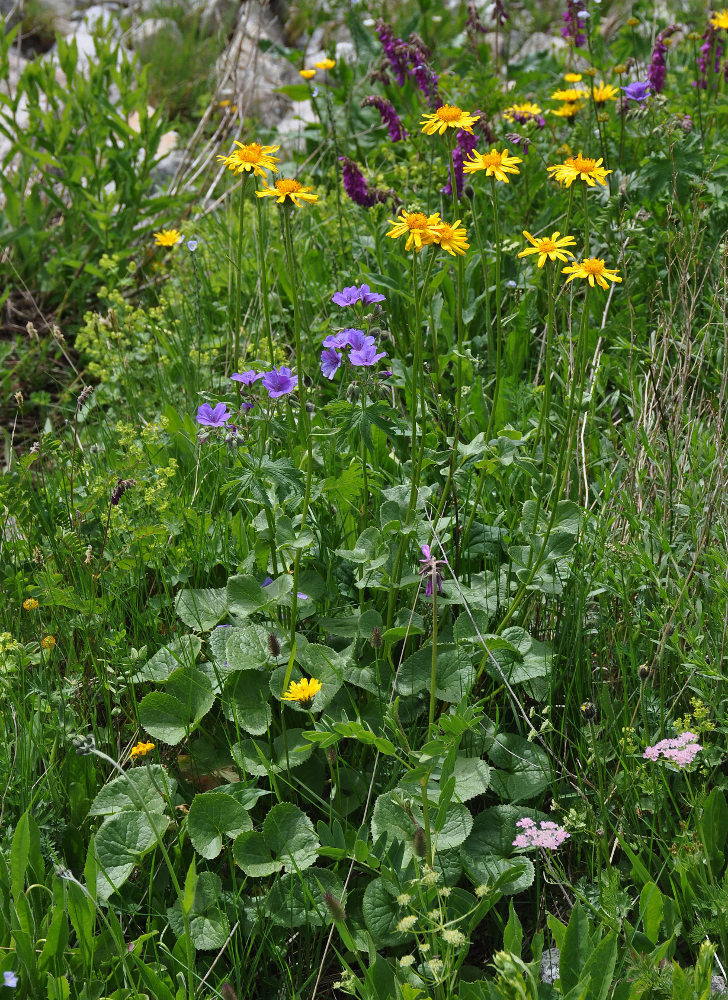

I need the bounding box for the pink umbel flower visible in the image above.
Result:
[513,818,569,850]
[643,731,702,767]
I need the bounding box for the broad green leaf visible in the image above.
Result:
[138,666,214,746]
[560,903,590,994]
[701,788,728,872]
[221,671,271,735]
[95,811,161,899]
[89,765,175,818]
[483,627,553,686]
[362,878,409,947]
[489,734,550,802]
[262,803,319,873]
[167,872,229,950]
[581,931,618,1000]
[450,756,491,803]
[459,806,539,895]
[639,883,663,946]
[187,791,252,860]
[233,831,280,877]
[396,643,475,701]
[231,728,313,776]
[266,869,344,928]
[134,636,202,683]
[227,574,292,620]
[174,587,227,632]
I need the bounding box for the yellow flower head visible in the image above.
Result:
[153,229,183,247]
[130,741,155,759]
[626,16,640,26]
[462,148,522,183]
[433,219,469,256]
[564,72,583,83]
[583,67,598,77]
[217,141,280,178]
[547,152,612,187]
[41,635,56,650]
[283,676,322,708]
[562,257,622,290]
[256,177,318,207]
[23,598,39,611]
[550,87,588,102]
[502,101,543,123]
[299,69,316,80]
[518,230,576,268]
[314,58,336,70]
[711,9,728,27]
[386,210,442,252]
[420,104,480,135]
[551,102,583,118]
[592,82,619,104]
[614,64,627,74]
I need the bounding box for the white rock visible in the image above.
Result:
[127,17,183,59]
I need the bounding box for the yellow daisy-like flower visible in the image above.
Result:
[562,257,622,290]
[564,72,583,83]
[462,148,522,183]
[283,676,323,708]
[433,219,469,256]
[386,210,442,252]
[41,635,56,650]
[550,87,588,102]
[299,69,316,80]
[153,229,183,247]
[256,177,318,207]
[502,101,543,122]
[614,64,627,75]
[420,104,480,135]
[23,598,39,611]
[592,82,619,105]
[711,9,728,27]
[583,67,598,77]
[518,230,576,268]
[546,152,612,187]
[626,16,640,26]
[217,141,280,178]
[130,741,155,759]
[551,102,583,118]
[314,58,336,70]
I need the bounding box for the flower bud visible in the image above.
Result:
[413,826,427,858]
[369,626,383,649]
[268,633,281,658]
[324,890,347,922]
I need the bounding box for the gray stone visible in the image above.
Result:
[712,976,727,995]
[127,16,182,59]
[540,947,560,985]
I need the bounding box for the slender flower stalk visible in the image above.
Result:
[234,175,251,368]
[485,177,503,442]
[254,190,275,362]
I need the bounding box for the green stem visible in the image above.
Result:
[360,385,369,528]
[446,132,465,436]
[254,193,275,364]
[485,177,502,441]
[420,774,433,867]
[234,175,249,369]
[470,190,493,360]
[428,577,438,735]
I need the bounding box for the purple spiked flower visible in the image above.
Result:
[349,343,387,367]
[197,402,231,426]
[339,157,377,208]
[321,347,343,380]
[361,95,408,142]
[261,367,298,398]
[648,25,677,94]
[418,544,444,597]
[442,128,479,198]
[561,0,587,47]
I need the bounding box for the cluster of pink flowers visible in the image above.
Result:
[643,732,702,767]
[513,818,570,850]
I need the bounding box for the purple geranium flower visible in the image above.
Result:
[321,347,343,380]
[197,402,231,427]
[323,331,352,349]
[3,972,17,988]
[349,343,387,367]
[261,366,298,398]
[344,329,375,352]
[621,80,651,102]
[231,370,263,385]
[358,283,386,304]
[332,285,362,306]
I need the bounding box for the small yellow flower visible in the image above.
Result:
[299,69,316,80]
[219,99,231,107]
[518,230,576,268]
[283,676,323,708]
[550,87,588,102]
[130,740,155,759]
[564,72,583,83]
[41,635,56,650]
[314,58,336,70]
[420,104,480,135]
[592,81,619,104]
[547,152,612,187]
[462,148,522,183]
[502,101,543,122]
[562,257,622,290]
[614,64,628,74]
[626,16,640,26]
[386,210,442,252]
[583,67,598,77]
[153,229,183,247]
[23,598,39,611]
[551,102,583,118]
[711,9,728,28]
[217,141,280,178]
[433,219,469,256]
[256,177,318,207]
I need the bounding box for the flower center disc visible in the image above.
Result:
[237,143,262,162]
[572,155,596,172]
[277,178,302,194]
[582,258,604,275]
[407,213,429,228]
[540,240,557,252]
[436,104,463,122]
[481,152,503,168]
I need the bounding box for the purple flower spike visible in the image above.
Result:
[321,347,343,380]
[648,25,677,94]
[621,80,651,102]
[323,331,352,349]
[361,95,408,142]
[262,366,298,398]
[350,343,387,367]
[332,285,362,307]
[343,329,375,351]
[418,543,444,597]
[197,402,231,427]
[358,283,386,304]
[231,370,263,385]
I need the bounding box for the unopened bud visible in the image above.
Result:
[268,632,281,658]
[413,826,427,858]
[638,664,650,681]
[369,626,383,649]
[110,478,136,506]
[52,324,65,343]
[26,321,39,341]
[324,890,347,922]
[221,986,238,1000]
[77,385,94,410]
[325,745,337,765]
